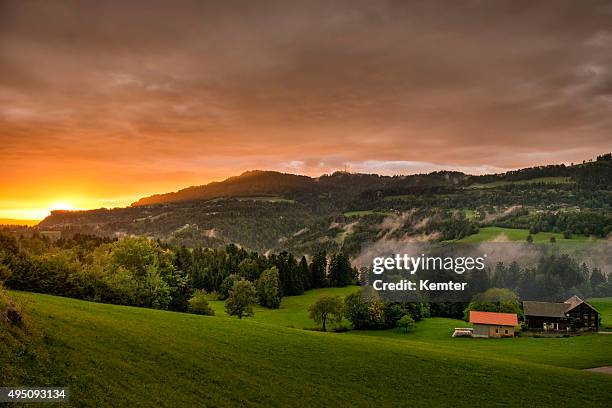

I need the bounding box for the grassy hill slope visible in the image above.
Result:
[457,226,597,243]
[3,291,611,407]
[590,297,612,330]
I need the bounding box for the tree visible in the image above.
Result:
[273,251,303,296]
[463,288,522,321]
[308,295,343,331]
[218,274,240,300]
[225,279,257,319]
[506,261,521,291]
[491,262,507,288]
[175,246,193,275]
[110,237,158,277]
[310,251,327,288]
[256,267,282,308]
[140,266,172,309]
[328,252,353,287]
[188,289,215,315]
[237,258,260,281]
[298,256,311,291]
[468,267,490,295]
[590,267,607,288]
[343,291,372,329]
[397,314,415,333]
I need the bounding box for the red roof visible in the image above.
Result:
[469,311,518,326]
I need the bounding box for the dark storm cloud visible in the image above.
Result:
[1,0,611,185]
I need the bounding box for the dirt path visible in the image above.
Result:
[584,366,612,375]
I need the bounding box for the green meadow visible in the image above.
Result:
[343,210,395,217]
[457,226,596,243]
[469,177,573,188]
[236,196,295,203]
[3,289,612,407]
[589,297,612,330]
[207,286,358,329]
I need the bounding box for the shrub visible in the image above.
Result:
[218,274,241,300]
[0,284,23,325]
[188,289,215,316]
[397,314,415,333]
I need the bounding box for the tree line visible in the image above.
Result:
[0,232,357,314]
[469,254,612,301]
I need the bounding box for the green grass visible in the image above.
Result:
[349,317,612,369]
[589,297,612,330]
[462,209,477,220]
[343,210,394,217]
[4,290,612,407]
[208,286,360,329]
[470,177,573,188]
[235,196,295,203]
[457,227,596,243]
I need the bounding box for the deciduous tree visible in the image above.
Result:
[225,279,257,319]
[308,295,343,331]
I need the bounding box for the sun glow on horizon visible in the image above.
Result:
[0,197,137,222]
[0,201,78,221]
[49,201,76,212]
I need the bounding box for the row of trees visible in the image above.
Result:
[472,255,612,301]
[0,232,357,314]
[180,244,356,297]
[517,211,611,238]
[307,289,428,332]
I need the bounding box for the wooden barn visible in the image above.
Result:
[523,296,599,332]
[469,311,518,338]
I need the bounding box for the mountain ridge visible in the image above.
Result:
[34,154,611,254]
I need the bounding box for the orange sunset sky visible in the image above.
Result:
[1,1,611,220]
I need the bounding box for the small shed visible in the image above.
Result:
[469,311,518,338]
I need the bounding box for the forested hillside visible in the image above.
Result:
[30,154,612,254]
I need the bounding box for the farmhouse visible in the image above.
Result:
[523,296,599,332]
[469,311,518,338]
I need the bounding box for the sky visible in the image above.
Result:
[1,0,612,219]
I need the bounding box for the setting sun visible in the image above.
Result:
[49,202,74,211]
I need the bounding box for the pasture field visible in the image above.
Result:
[590,297,612,330]
[350,316,612,369]
[3,289,612,407]
[235,196,295,203]
[207,286,359,329]
[457,226,596,243]
[343,210,394,217]
[469,177,573,188]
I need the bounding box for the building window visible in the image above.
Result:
[495,329,499,334]
[504,329,508,334]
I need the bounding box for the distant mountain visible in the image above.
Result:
[35,154,611,254]
[133,171,316,206]
[132,169,475,206]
